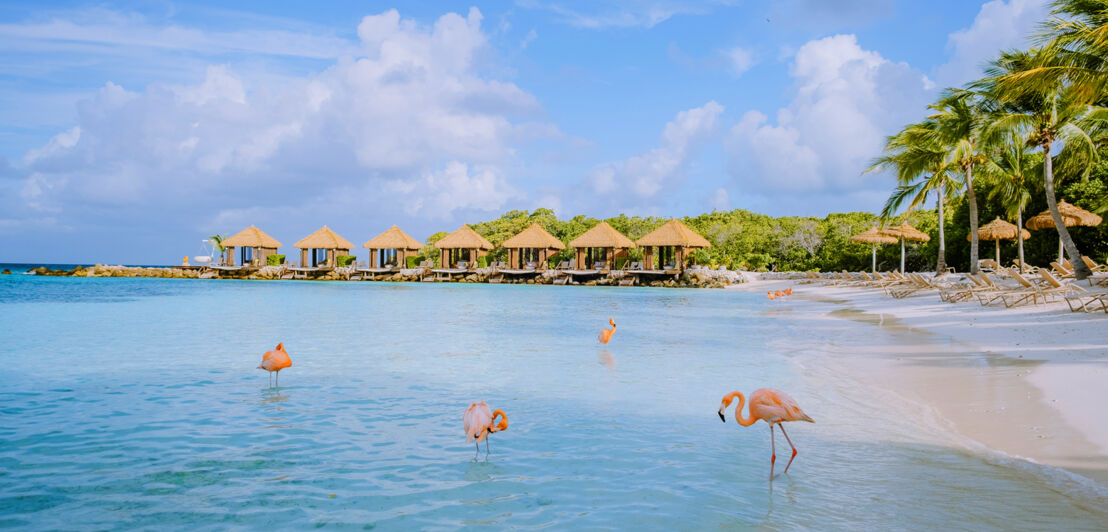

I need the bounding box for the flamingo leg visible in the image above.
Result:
[485,436,490,455]
[779,424,798,474]
[268,372,272,387]
[769,423,777,479]
[275,371,279,388]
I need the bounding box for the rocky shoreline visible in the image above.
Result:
[20,264,747,288]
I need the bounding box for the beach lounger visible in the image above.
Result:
[1010,259,1038,273]
[993,271,1069,307]
[1080,256,1108,273]
[1050,261,1075,279]
[939,273,990,303]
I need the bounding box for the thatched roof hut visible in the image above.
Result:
[294,226,353,268]
[1025,201,1102,262]
[850,227,897,273]
[880,223,930,273]
[502,224,565,269]
[969,217,1030,266]
[363,226,422,269]
[434,225,493,269]
[221,225,282,266]
[634,219,710,272]
[568,221,635,270]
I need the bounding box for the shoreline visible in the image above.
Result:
[734,276,1108,487]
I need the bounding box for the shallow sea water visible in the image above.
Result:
[1,275,1105,530]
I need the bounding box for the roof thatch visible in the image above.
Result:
[850,227,898,245]
[222,225,282,249]
[502,223,565,250]
[434,225,494,250]
[969,217,1030,242]
[635,219,711,248]
[568,221,636,249]
[881,223,931,242]
[363,225,423,250]
[1025,201,1103,230]
[294,226,354,249]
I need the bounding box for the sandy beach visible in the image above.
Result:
[734,276,1108,487]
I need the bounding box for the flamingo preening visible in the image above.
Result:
[598,318,617,344]
[464,402,509,455]
[718,389,814,478]
[258,343,292,387]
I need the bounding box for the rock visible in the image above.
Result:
[1,269,10,274]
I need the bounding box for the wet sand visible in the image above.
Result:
[733,277,1108,484]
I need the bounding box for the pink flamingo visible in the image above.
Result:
[464,402,509,455]
[718,389,814,478]
[597,318,617,344]
[258,342,291,387]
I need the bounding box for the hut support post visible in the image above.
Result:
[1059,237,1064,264]
[996,240,1001,266]
[871,244,877,273]
[301,249,309,268]
[900,239,906,273]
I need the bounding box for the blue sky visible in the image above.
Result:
[0,0,1051,263]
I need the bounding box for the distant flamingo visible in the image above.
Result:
[766,291,776,300]
[774,290,785,298]
[597,318,617,344]
[718,389,814,478]
[464,402,509,454]
[258,342,292,387]
[785,287,793,296]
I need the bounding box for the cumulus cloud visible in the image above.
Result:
[517,0,725,29]
[934,0,1049,87]
[588,101,723,198]
[725,34,932,200]
[724,47,755,77]
[10,8,548,242]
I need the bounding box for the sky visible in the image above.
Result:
[0,0,1053,263]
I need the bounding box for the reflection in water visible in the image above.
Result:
[597,349,615,370]
[260,388,288,406]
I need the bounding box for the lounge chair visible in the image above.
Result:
[1081,256,1108,273]
[939,273,990,303]
[1011,259,1038,274]
[978,259,999,272]
[1050,261,1075,279]
[992,271,1068,307]
[890,273,942,298]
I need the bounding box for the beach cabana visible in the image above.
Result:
[433,225,493,274]
[294,226,353,270]
[1025,201,1102,263]
[880,223,930,273]
[969,217,1030,267]
[850,227,897,273]
[219,225,282,269]
[634,219,711,274]
[362,226,423,273]
[567,222,636,274]
[501,223,565,273]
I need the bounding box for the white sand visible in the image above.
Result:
[732,276,1108,483]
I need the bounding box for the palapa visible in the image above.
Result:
[434,225,494,250]
[222,225,283,249]
[969,218,1030,267]
[502,223,565,249]
[363,226,423,250]
[294,226,355,250]
[568,221,636,249]
[1025,201,1102,263]
[634,219,711,248]
[880,222,930,274]
[850,227,897,273]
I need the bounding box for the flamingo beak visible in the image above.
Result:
[717,409,726,423]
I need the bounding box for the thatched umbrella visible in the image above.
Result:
[880,223,931,273]
[1025,200,1103,263]
[967,217,1030,266]
[850,227,897,273]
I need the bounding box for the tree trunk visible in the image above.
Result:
[935,180,946,274]
[965,165,980,275]
[1017,208,1025,272]
[1042,142,1092,280]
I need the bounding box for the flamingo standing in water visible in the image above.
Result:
[718,389,814,478]
[463,402,509,455]
[766,291,776,300]
[598,318,617,344]
[258,343,291,387]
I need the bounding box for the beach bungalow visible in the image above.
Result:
[564,222,635,281]
[634,219,711,275]
[362,225,423,273]
[219,225,282,269]
[501,223,565,272]
[433,225,493,275]
[293,226,354,270]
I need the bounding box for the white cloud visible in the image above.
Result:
[589,101,723,198]
[725,47,755,76]
[706,187,730,211]
[15,8,548,225]
[517,0,724,29]
[521,29,538,49]
[725,34,932,198]
[934,0,1049,87]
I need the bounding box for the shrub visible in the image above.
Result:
[407,255,421,268]
[267,254,285,266]
[336,254,356,267]
[477,256,489,268]
[615,257,628,270]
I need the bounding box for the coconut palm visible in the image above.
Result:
[980,49,1107,280]
[979,131,1043,271]
[869,120,961,273]
[926,91,988,274]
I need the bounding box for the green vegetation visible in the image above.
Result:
[267,254,285,266]
[336,254,356,268]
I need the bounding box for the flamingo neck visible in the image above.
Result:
[490,410,509,432]
[728,392,758,427]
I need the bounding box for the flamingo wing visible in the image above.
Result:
[751,388,812,423]
[463,402,493,441]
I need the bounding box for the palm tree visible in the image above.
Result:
[979,131,1043,271]
[869,120,960,273]
[928,91,988,274]
[980,49,1106,279]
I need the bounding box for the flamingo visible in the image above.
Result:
[718,389,814,478]
[258,342,291,387]
[785,287,793,296]
[597,318,617,344]
[766,291,776,300]
[463,402,509,455]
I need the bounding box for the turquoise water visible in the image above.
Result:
[1,276,1105,530]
